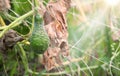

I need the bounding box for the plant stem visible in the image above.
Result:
[55,57,84,68]
[5,13,17,20]
[0,7,38,38]
[0,16,6,26]
[0,26,8,30]
[18,43,42,75]
[18,43,29,71]
[41,65,99,76]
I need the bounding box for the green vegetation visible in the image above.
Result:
[30,15,49,54]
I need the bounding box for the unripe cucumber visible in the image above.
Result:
[30,15,49,54]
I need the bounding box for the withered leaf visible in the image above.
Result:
[41,0,71,71]
[0,30,23,52]
[0,0,10,12]
[42,47,61,71]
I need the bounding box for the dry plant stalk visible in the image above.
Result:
[40,0,71,71]
[0,0,10,12]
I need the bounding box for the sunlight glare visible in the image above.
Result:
[105,0,120,6]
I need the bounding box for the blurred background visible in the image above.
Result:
[67,0,120,76]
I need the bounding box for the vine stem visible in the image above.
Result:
[18,43,40,74]
[0,26,8,30]
[55,57,84,68]
[17,44,99,76]
[0,7,38,38]
[18,43,29,71]
[41,65,99,76]
[0,16,6,26]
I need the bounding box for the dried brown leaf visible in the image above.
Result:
[0,0,10,12]
[0,30,23,52]
[41,0,71,71]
